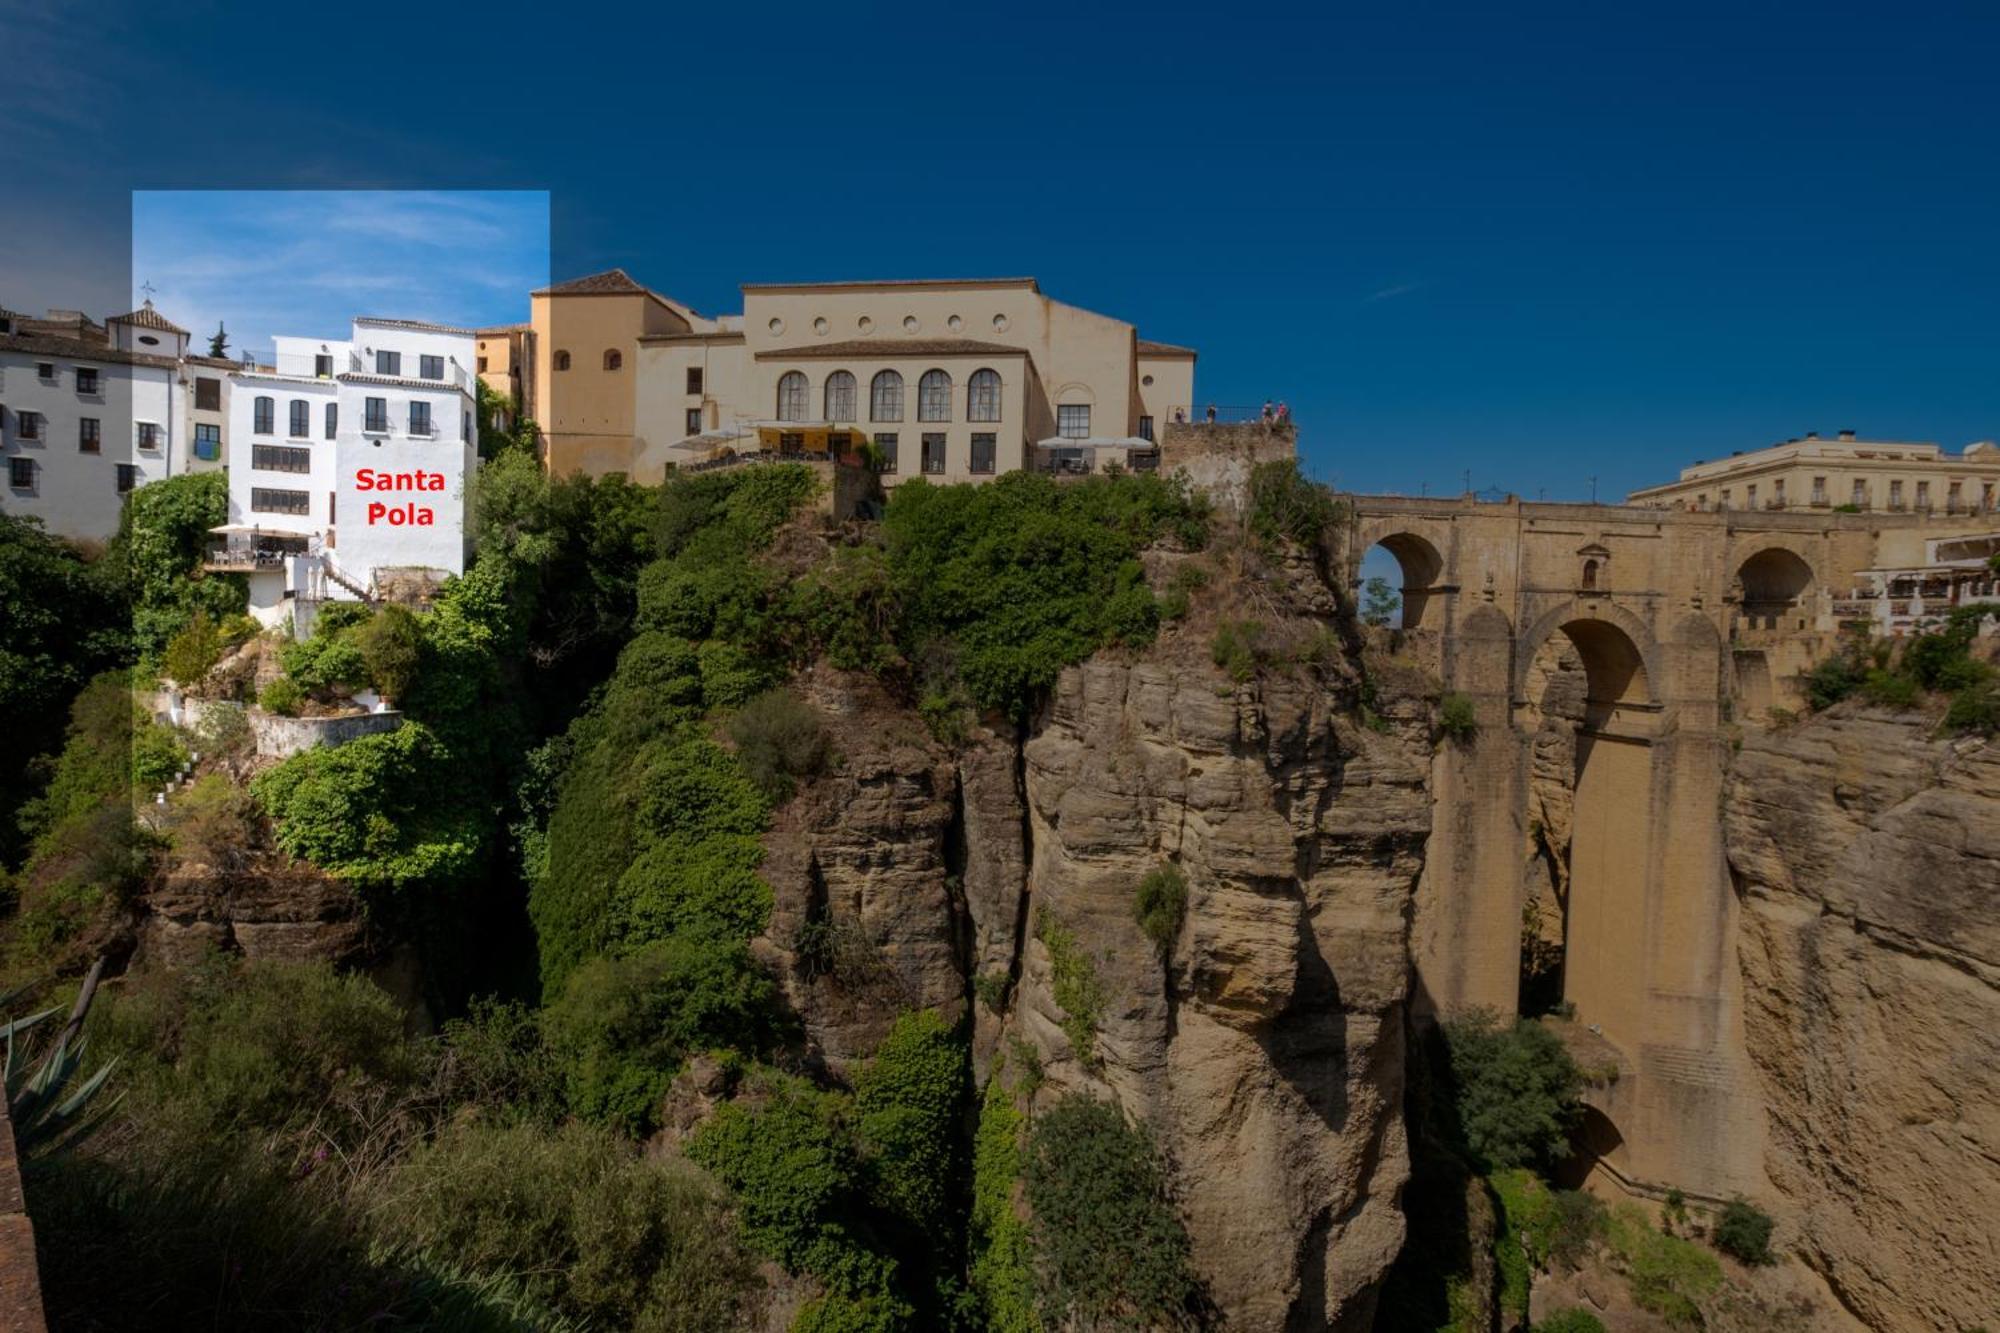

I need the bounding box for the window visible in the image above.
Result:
[35,363,55,383]
[1582,559,1598,590]
[776,371,809,422]
[8,458,32,488]
[970,433,996,474]
[1948,481,1963,512]
[685,407,704,436]
[477,356,488,373]
[16,411,40,441]
[410,401,433,436]
[252,444,311,473]
[76,367,100,394]
[251,486,310,515]
[686,367,703,395]
[1138,415,1154,442]
[778,432,805,453]
[554,350,571,371]
[420,354,444,380]
[1719,489,1731,509]
[1811,475,1827,504]
[602,350,622,371]
[315,354,334,379]
[463,409,471,443]
[375,350,402,376]
[967,368,1001,422]
[1746,484,1757,508]
[254,395,274,433]
[1916,480,1931,510]
[137,422,162,451]
[1851,479,1867,506]
[116,464,138,493]
[870,370,904,422]
[873,432,898,474]
[196,377,221,410]
[918,370,951,422]
[824,370,857,422]
[325,402,338,439]
[922,432,947,474]
[1057,404,1091,439]
[78,417,100,453]
[194,423,220,461]
[1985,483,1997,513]
[364,397,389,432]
[1772,479,1785,505]
[289,399,310,436]
[1888,480,1904,509]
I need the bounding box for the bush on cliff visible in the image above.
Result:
[1712,1196,1775,1266]
[1440,1008,1583,1172]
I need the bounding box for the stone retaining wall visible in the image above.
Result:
[1159,420,1298,511]
[0,1099,47,1333]
[148,691,405,760]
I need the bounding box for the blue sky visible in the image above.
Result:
[3,0,1997,505]
[131,192,549,358]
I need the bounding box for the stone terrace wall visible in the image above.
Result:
[1159,420,1298,511]
[148,691,405,760]
[0,1100,47,1333]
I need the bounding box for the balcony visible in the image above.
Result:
[203,529,316,573]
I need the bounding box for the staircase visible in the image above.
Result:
[319,553,377,604]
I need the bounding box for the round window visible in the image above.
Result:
[857,315,874,333]
[813,316,830,335]
[903,315,920,333]
[1142,374,1155,387]
[992,313,1010,333]
[947,314,964,332]
[768,317,785,335]
[139,334,160,346]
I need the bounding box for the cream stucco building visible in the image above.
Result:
[1628,430,2000,516]
[528,271,1196,485]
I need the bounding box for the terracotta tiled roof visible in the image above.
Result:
[336,372,472,392]
[476,323,531,335]
[740,277,1040,293]
[534,268,649,296]
[0,331,176,369]
[109,301,188,335]
[755,338,1028,360]
[1137,339,1197,358]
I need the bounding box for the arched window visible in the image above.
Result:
[253,395,274,434]
[1582,559,1599,591]
[776,371,809,422]
[824,370,857,423]
[917,369,951,422]
[603,349,622,371]
[967,368,1001,422]
[289,399,309,436]
[870,369,904,421]
[554,350,571,371]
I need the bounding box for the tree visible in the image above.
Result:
[354,604,422,703]
[207,321,229,359]
[1440,1008,1583,1170]
[1361,575,1401,627]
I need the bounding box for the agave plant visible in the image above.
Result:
[3,957,121,1157]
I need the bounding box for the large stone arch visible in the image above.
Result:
[1354,522,1450,635]
[1733,546,1819,630]
[1511,599,1665,710]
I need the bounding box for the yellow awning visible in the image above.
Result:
[753,423,859,453]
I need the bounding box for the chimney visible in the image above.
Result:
[1804,430,1820,440]
[1838,429,1856,441]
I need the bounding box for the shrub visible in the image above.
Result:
[1247,458,1342,550]
[161,610,225,687]
[1860,668,1921,709]
[1440,1008,1582,1171]
[194,699,254,756]
[257,675,304,716]
[1022,1094,1196,1330]
[355,603,423,703]
[131,714,188,791]
[727,687,830,800]
[543,934,779,1135]
[1361,575,1401,627]
[1712,1197,1775,1266]
[1036,909,1104,1065]
[969,1069,1037,1333]
[854,1010,967,1237]
[1439,691,1479,742]
[169,773,259,868]
[1944,678,2000,736]
[1211,619,1266,682]
[1133,863,1188,954]
[1604,1202,1721,1324]
[1802,647,1866,711]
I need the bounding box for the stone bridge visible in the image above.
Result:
[1342,493,1983,1201]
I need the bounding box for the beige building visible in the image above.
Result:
[526,271,1196,485]
[473,322,536,425]
[1628,430,2000,515]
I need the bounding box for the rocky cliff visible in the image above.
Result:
[757,546,1435,1329]
[1724,710,2000,1332]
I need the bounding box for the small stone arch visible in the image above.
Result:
[1355,525,1449,634]
[1733,546,1818,630]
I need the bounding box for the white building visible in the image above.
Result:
[214,316,477,625]
[0,301,193,538]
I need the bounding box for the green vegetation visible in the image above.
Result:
[1441,1009,1582,1172]
[1022,1094,1197,1330]
[117,471,245,666]
[160,609,226,686]
[1035,909,1105,1065]
[1604,1202,1721,1323]
[1535,1311,1608,1333]
[727,686,831,799]
[258,675,304,715]
[1133,862,1188,954]
[1801,610,1996,735]
[1246,458,1342,551]
[1211,618,1266,682]
[1713,1196,1775,1266]
[969,1063,1039,1332]
[1361,574,1401,627]
[1439,691,1479,742]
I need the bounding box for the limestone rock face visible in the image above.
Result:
[1011,647,1431,1331]
[1724,713,2000,1332]
[135,863,372,969]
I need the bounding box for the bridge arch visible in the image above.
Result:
[1513,600,1664,714]
[1734,546,1817,629]
[1355,524,1448,634]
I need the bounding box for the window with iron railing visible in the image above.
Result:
[685,408,703,436]
[194,424,220,461]
[76,367,100,394]
[137,422,162,451]
[364,397,389,432]
[410,402,433,436]
[922,432,947,474]
[116,463,138,492]
[970,433,996,474]
[9,458,33,488]
[79,418,100,453]
[873,432,898,474]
